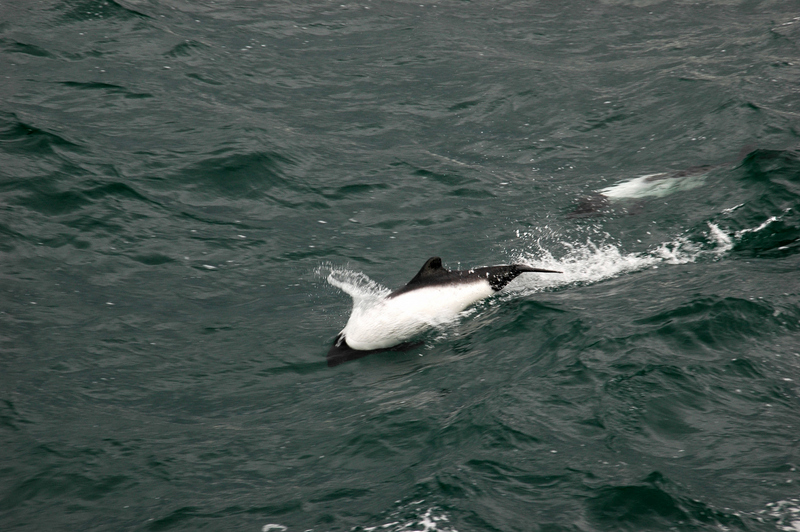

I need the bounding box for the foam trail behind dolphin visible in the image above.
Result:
[507,223,735,295]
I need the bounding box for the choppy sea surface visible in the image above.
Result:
[2,1,800,531]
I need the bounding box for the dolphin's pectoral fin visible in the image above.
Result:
[327,337,423,367]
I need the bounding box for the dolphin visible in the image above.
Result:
[327,257,560,366]
[569,146,755,217]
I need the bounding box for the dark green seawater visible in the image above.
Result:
[2,1,800,531]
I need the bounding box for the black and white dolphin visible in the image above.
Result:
[327,257,560,367]
[568,146,755,218]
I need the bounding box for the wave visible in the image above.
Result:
[55,0,151,23]
[714,148,800,258]
[0,111,82,156]
[586,472,747,531]
[727,207,799,258]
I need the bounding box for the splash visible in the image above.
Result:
[735,215,782,238]
[510,222,733,295]
[650,223,733,265]
[732,207,794,239]
[362,506,458,532]
[707,222,735,254]
[323,265,390,307]
[512,239,658,292]
[760,499,800,531]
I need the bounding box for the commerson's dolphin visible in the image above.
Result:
[569,146,755,217]
[327,257,560,367]
[568,165,718,217]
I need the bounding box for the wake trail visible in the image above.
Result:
[508,223,733,295]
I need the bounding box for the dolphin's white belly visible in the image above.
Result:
[599,172,706,199]
[341,280,494,350]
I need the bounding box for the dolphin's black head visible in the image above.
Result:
[327,334,422,367]
[327,334,371,367]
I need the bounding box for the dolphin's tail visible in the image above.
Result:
[484,264,561,291]
[514,265,562,274]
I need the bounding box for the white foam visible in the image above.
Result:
[707,222,734,255]
[761,498,800,531]
[511,223,734,295]
[722,203,745,214]
[735,214,781,238]
[511,239,658,293]
[363,507,457,532]
[261,525,287,532]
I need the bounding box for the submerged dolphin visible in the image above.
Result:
[569,165,720,217]
[327,257,560,367]
[569,146,755,217]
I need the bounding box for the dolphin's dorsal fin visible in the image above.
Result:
[405,256,448,286]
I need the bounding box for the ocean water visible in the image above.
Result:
[2,1,800,531]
